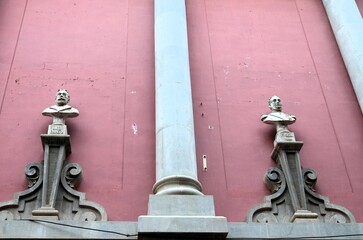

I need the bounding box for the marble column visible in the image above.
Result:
[153,0,202,195]
[323,0,363,113]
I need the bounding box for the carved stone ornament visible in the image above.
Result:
[0,89,107,221]
[247,96,355,223]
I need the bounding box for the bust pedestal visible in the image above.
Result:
[31,124,71,219]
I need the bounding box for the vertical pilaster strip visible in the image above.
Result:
[323,0,363,113]
[153,0,202,195]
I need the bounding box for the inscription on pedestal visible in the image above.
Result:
[277,131,296,142]
[48,125,67,135]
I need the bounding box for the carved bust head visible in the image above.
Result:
[261,95,296,126]
[55,89,70,106]
[42,89,79,129]
[268,95,282,112]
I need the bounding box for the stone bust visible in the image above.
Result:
[261,96,296,143]
[261,96,296,125]
[42,89,79,125]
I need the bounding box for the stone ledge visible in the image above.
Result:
[1,221,363,239]
[227,222,363,239]
[0,220,138,239]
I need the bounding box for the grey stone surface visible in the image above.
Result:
[0,136,107,221]
[138,216,228,239]
[139,195,228,239]
[227,222,363,239]
[147,195,216,216]
[152,175,203,196]
[0,220,138,239]
[154,0,202,195]
[323,0,363,113]
[1,221,363,239]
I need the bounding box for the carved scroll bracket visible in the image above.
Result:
[247,96,355,223]
[0,89,107,221]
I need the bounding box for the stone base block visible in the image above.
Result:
[32,207,59,220]
[147,195,216,216]
[139,195,228,239]
[41,134,71,155]
[271,141,303,160]
[138,216,228,239]
[290,210,319,223]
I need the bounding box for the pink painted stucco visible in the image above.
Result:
[356,0,363,15]
[0,0,362,222]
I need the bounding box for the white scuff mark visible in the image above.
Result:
[238,62,248,71]
[223,65,230,80]
[130,90,136,94]
[132,123,138,135]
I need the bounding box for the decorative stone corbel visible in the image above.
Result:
[0,89,107,221]
[247,96,355,223]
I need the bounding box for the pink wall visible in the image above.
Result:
[0,0,362,222]
[188,0,363,221]
[356,0,363,15]
[0,0,154,221]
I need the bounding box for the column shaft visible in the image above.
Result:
[323,0,363,112]
[153,0,202,195]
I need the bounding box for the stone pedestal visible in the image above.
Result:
[0,124,107,221]
[31,127,71,219]
[272,141,306,213]
[138,195,228,239]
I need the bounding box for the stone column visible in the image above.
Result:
[138,1,228,238]
[153,0,202,195]
[323,0,363,113]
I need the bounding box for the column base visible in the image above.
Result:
[147,195,215,216]
[152,175,203,195]
[138,195,228,239]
